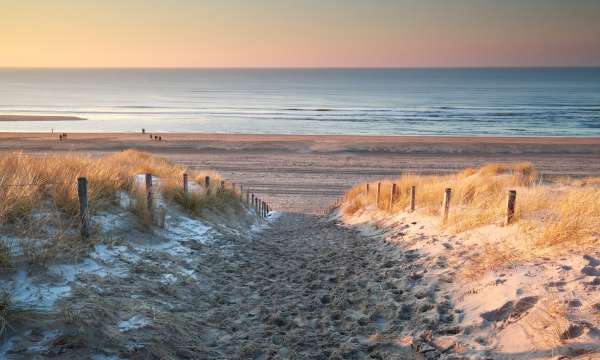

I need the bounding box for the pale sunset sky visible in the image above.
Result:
[1,0,599,68]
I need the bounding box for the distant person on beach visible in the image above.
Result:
[59,134,62,141]
[142,128,145,134]
[159,136,162,141]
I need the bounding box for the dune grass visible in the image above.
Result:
[0,150,246,227]
[342,162,600,255]
[0,150,251,341]
[0,149,250,269]
[0,150,178,223]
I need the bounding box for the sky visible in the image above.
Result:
[1,0,599,68]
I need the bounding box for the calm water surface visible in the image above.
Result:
[0,68,599,136]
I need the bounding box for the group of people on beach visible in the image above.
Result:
[51,129,69,141]
[142,128,163,141]
[52,128,163,142]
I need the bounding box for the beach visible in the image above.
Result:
[2,132,599,212]
[0,115,86,121]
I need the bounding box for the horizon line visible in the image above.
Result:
[1,66,600,70]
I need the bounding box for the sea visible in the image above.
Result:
[0,68,599,136]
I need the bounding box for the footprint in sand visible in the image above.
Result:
[581,266,600,276]
[560,323,586,340]
[584,254,600,267]
[480,296,538,322]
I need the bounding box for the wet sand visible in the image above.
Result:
[0,115,86,121]
[1,132,599,212]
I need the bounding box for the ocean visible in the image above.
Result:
[0,68,599,136]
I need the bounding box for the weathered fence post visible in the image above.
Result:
[262,200,266,218]
[246,191,249,205]
[145,173,154,220]
[506,190,517,225]
[410,185,416,212]
[389,183,396,211]
[376,182,381,209]
[366,183,370,195]
[220,180,225,191]
[183,173,189,193]
[240,184,243,198]
[205,176,210,194]
[251,194,255,209]
[442,188,452,223]
[77,177,90,240]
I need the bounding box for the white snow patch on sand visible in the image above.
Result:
[92,244,140,264]
[162,212,212,243]
[7,271,71,309]
[160,273,177,284]
[118,315,149,332]
[94,211,131,233]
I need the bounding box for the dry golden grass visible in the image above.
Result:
[0,150,179,222]
[0,150,253,269]
[0,150,244,228]
[342,162,600,254]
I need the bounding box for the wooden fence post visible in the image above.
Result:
[376,182,381,209]
[240,184,243,198]
[183,173,189,193]
[146,173,154,213]
[410,185,416,212]
[205,176,210,194]
[77,177,90,240]
[262,200,266,218]
[246,191,249,205]
[442,188,452,223]
[506,190,517,225]
[366,183,369,195]
[389,183,396,210]
[220,180,225,191]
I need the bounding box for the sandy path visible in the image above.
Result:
[4,210,462,359]
[190,213,454,359]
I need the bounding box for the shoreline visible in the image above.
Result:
[0,115,86,121]
[1,131,599,142]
